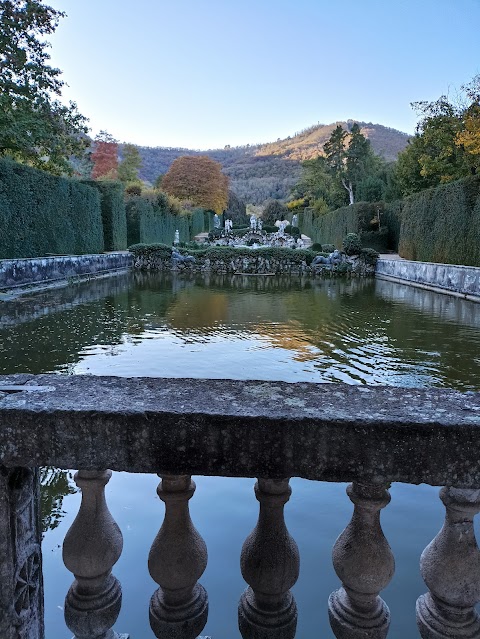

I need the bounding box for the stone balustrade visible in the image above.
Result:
[1,374,480,638]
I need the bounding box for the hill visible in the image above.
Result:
[135,121,410,205]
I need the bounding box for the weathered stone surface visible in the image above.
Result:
[133,253,375,277]
[0,252,132,290]
[0,466,43,639]
[376,259,480,301]
[0,375,480,486]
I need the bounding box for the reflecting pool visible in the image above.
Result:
[1,271,479,637]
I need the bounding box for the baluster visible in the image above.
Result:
[62,469,125,639]
[328,482,394,639]
[148,474,208,639]
[416,487,480,639]
[238,478,300,639]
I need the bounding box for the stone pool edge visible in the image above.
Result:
[0,252,133,299]
[376,258,480,303]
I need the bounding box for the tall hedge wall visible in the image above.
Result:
[0,158,104,259]
[126,193,207,246]
[385,176,480,266]
[81,180,127,251]
[298,202,388,251]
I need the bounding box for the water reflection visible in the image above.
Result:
[1,271,478,389]
[40,468,77,535]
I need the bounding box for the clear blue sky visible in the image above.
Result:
[48,0,480,149]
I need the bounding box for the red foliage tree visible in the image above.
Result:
[91,131,118,179]
[162,155,228,213]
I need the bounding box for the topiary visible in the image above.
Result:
[311,243,323,252]
[342,233,362,256]
[321,244,335,253]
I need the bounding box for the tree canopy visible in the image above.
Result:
[396,75,480,195]
[0,0,88,174]
[91,131,118,180]
[118,143,142,184]
[162,155,228,214]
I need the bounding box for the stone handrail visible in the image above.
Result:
[1,375,480,638]
[0,374,479,485]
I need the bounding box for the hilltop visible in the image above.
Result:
[135,121,410,204]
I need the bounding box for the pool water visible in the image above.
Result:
[2,271,479,637]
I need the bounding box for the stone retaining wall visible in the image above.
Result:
[0,252,132,290]
[376,258,480,302]
[133,253,375,276]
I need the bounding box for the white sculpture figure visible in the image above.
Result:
[225,219,233,233]
[213,214,220,229]
[257,219,263,232]
[250,215,257,231]
[297,237,304,248]
[292,214,298,227]
[278,220,288,236]
[174,229,180,245]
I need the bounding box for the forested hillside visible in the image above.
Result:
[135,121,410,204]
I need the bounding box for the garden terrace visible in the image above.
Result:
[1,374,480,638]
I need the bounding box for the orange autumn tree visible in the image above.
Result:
[162,155,228,214]
[91,131,118,179]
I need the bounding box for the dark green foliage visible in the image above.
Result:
[380,199,404,250]
[343,233,362,256]
[263,199,288,225]
[125,183,142,196]
[129,242,173,259]
[0,158,103,258]
[321,244,335,253]
[388,176,480,265]
[356,176,386,202]
[0,0,89,174]
[284,225,300,238]
[130,243,319,265]
[361,248,380,266]
[225,190,249,225]
[81,181,127,251]
[297,202,388,251]
[311,243,323,252]
[126,193,207,246]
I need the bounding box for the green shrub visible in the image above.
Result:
[360,228,389,252]
[321,244,335,253]
[125,183,142,196]
[361,247,380,266]
[343,233,362,256]
[284,225,300,238]
[311,243,324,252]
[0,158,104,258]
[130,244,319,265]
[82,180,127,250]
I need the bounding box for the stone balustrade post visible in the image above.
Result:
[238,478,300,639]
[416,487,480,639]
[62,469,125,639]
[328,482,394,639]
[148,474,208,639]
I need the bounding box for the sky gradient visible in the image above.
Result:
[48,0,480,149]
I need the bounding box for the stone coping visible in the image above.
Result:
[0,375,479,487]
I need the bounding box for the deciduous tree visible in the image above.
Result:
[0,0,88,174]
[162,155,228,214]
[91,131,118,180]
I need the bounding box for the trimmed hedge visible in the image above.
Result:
[0,158,104,259]
[81,180,127,251]
[385,176,480,265]
[126,194,207,246]
[297,202,389,251]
